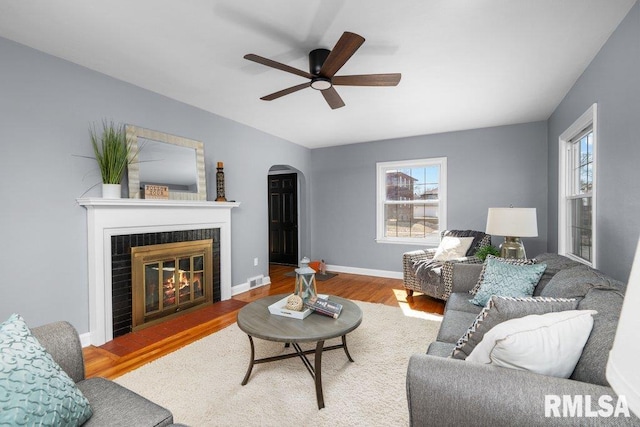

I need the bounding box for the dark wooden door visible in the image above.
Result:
[268,173,298,265]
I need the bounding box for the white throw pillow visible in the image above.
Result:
[432,236,475,261]
[466,309,597,378]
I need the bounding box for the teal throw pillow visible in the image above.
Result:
[0,314,93,426]
[470,258,547,306]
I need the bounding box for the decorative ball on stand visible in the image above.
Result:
[285,294,304,311]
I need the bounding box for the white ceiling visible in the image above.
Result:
[0,0,635,148]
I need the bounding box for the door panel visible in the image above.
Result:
[268,173,298,265]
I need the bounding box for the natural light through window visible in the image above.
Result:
[392,289,443,322]
[559,104,597,267]
[376,158,447,246]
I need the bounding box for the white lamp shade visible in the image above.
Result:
[606,238,640,417]
[485,208,538,237]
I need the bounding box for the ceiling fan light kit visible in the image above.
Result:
[244,31,401,109]
[310,77,332,91]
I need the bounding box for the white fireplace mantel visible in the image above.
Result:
[78,197,239,346]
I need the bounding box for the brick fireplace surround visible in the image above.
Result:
[78,198,239,346]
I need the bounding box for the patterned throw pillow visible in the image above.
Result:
[0,314,93,426]
[469,255,537,295]
[452,296,579,360]
[469,257,547,306]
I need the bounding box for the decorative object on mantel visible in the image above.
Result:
[125,125,207,201]
[215,162,227,202]
[294,257,317,302]
[143,184,169,200]
[89,121,136,199]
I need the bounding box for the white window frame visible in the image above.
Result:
[558,103,597,267]
[376,157,447,246]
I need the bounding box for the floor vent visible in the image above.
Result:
[248,275,264,288]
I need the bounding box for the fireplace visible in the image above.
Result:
[111,229,220,337]
[78,198,239,346]
[132,240,213,330]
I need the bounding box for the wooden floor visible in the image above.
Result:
[83,264,445,380]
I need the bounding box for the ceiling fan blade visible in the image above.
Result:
[260,83,310,101]
[321,87,345,109]
[319,32,365,78]
[244,54,314,79]
[332,73,401,86]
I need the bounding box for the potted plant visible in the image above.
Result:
[474,244,501,261]
[89,121,133,199]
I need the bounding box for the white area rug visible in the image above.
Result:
[116,301,441,426]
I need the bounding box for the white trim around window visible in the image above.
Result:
[558,103,597,267]
[376,157,447,246]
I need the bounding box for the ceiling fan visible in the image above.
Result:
[244,31,401,110]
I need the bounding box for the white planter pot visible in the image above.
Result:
[102,183,122,199]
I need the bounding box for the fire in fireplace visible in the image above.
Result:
[131,240,214,330]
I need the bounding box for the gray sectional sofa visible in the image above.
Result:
[31,321,174,426]
[406,253,639,426]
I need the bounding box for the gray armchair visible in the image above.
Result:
[402,230,491,300]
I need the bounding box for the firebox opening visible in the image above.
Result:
[131,239,214,331]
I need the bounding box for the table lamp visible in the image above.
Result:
[485,207,538,259]
[606,238,640,417]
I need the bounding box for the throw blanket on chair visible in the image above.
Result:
[412,258,444,285]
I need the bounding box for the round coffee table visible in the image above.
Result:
[237,294,363,409]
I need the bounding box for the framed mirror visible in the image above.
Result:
[126,125,207,200]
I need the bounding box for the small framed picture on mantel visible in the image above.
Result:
[143,185,169,200]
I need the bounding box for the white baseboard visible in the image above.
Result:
[79,333,92,348]
[231,275,271,296]
[326,264,403,280]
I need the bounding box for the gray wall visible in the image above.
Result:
[547,2,640,282]
[0,37,311,333]
[310,122,549,273]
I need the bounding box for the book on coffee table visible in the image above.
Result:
[305,296,343,319]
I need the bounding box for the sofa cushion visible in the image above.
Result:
[426,341,456,357]
[435,310,479,344]
[78,377,174,427]
[445,293,485,315]
[571,287,625,387]
[540,264,626,299]
[470,258,547,306]
[470,255,538,295]
[466,310,597,378]
[0,314,93,426]
[452,296,579,360]
[529,263,626,386]
[532,253,583,295]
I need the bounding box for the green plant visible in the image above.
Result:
[89,121,133,184]
[474,245,501,261]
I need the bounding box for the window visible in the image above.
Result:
[376,157,447,245]
[559,104,597,266]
